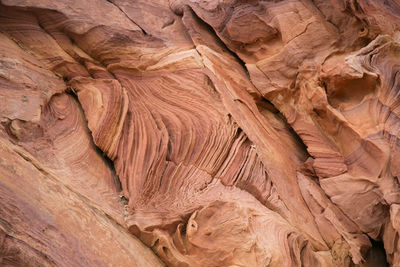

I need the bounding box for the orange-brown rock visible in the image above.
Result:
[0,0,399,266]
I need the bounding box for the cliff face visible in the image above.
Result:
[0,0,399,266]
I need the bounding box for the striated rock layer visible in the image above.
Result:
[0,0,399,266]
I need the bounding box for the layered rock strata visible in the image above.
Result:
[0,0,399,266]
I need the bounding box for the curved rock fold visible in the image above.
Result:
[0,0,399,266]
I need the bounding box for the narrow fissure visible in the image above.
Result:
[106,0,148,35]
[186,7,250,78]
[65,90,123,193]
[65,91,169,265]
[256,97,310,159]
[184,7,309,162]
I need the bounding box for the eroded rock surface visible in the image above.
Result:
[0,0,399,266]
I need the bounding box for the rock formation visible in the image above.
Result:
[0,0,399,266]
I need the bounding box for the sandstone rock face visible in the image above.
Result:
[0,0,399,266]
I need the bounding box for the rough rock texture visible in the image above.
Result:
[0,0,399,266]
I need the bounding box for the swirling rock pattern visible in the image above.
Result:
[0,0,399,266]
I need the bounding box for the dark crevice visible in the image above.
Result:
[65,90,123,193]
[184,7,309,162]
[186,6,250,78]
[32,10,125,195]
[31,7,127,197]
[256,97,310,160]
[363,238,389,266]
[106,0,148,35]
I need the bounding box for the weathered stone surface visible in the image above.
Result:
[0,0,399,266]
